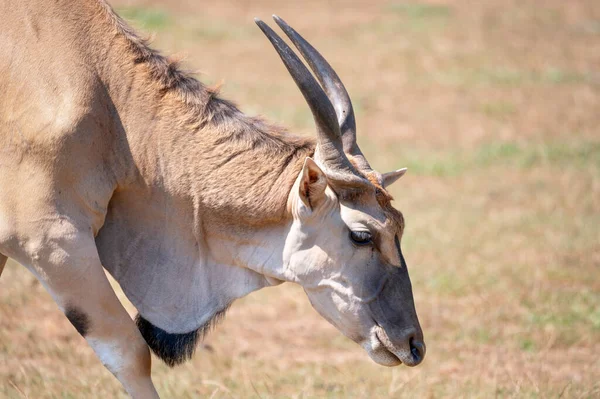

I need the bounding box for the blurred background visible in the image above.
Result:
[1,0,599,397]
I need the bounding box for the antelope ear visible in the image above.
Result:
[299,157,328,209]
[382,168,407,187]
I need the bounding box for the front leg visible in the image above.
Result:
[18,224,159,399]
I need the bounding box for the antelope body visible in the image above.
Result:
[0,0,425,396]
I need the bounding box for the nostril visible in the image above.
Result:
[409,338,426,363]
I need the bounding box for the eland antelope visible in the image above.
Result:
[0,0,425,396]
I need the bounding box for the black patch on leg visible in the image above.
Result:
[65,305,90,337]
[135,307,229,367]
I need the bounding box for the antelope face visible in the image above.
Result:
[284,158,425,367]
[256,16,425,366]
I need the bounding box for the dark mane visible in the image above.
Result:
[95,0,316,226]
[97,0,314,148]
[98,0,215,109]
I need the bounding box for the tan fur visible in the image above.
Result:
[367,172,406,236]
[0,1,423,396]
[92,0,316,227]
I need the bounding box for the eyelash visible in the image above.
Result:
[350,230,372,246]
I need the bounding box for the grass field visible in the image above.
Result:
[1,0,599,397]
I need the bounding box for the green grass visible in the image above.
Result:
[388,3,452,19]
[431,66,592,87]
[117,6,171,31]
[364,139,600,177]
[386,2,452,32]
[191,21,256,41]
[479,100,517,120]
[116,6,255,42]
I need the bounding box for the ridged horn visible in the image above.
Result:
[272,15,372,172]
[255,18,356,173]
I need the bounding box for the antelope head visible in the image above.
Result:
[256,16,425,367]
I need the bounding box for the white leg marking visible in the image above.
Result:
[88,338,126,375]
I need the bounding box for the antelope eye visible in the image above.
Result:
[350,230,372,246]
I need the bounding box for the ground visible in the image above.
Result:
[1,0,599,397]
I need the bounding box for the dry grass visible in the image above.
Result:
[1,0,599,397]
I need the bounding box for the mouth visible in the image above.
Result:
[365,325,424,367]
